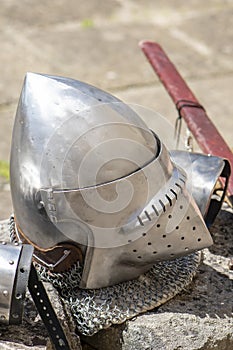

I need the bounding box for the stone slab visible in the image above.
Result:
[81,209,233,350]
[0,0,232,348]
[0,209,232,350]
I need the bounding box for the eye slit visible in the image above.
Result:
[144,210,152,221]
[159,199,166,212]
[170,189,177,199]
[137,216,144,226]
[165,194,172,206]
[175,182,182,190]
[152,205,159,216]
[179,177,185,184]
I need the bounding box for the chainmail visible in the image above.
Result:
[1,216,201,336]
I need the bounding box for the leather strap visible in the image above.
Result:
[28,264,71,350]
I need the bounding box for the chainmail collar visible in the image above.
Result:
[8,215,200,336]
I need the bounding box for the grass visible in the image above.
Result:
[81,18,94,28]
[0,160,9,181]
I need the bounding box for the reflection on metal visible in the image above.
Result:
[171,151,230,226]
[0,242,33,325]
[10,73,219,289]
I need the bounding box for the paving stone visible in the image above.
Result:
[0,1,232,349]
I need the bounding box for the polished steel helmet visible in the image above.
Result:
[10,73,218,289]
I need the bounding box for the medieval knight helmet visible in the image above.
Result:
[10,73,226,289]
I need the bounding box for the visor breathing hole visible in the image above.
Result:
[197,238,201,242]
[147,242,152,245]
[187,216,190,220]
[142,233,146,237]
[168,214,172,219]
[176,226,179,230]
[137,256,142,259]
[163,234,166,238]
[157,224,161,228]
[181,236,185,240]
[192,226,196,231]
[167,244,171,248]
[133,249,137,253]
